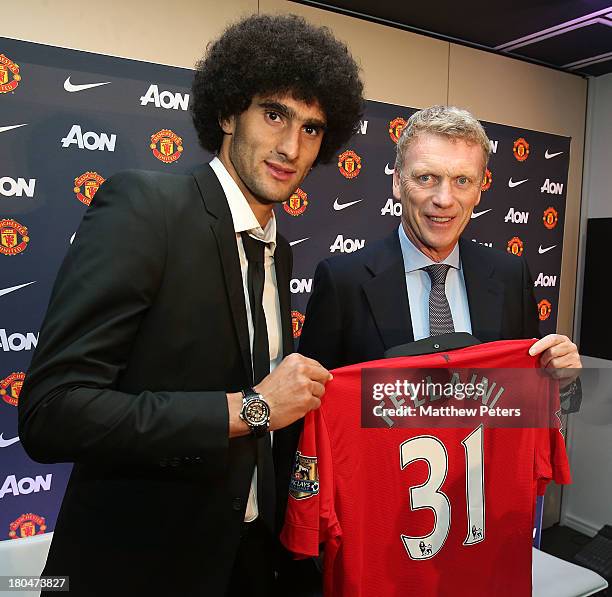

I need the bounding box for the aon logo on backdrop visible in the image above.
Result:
[140,84,190,110]
[330,235,365,254]
[61,125,116,151]
[381,198,402,217]
[0,177,35,197]
[540,179,564,195]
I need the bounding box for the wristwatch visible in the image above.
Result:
[239,388,270,437]
[559,378,582,415]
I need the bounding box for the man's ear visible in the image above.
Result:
[219,114,235,135]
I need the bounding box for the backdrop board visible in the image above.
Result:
[0,37,569,540]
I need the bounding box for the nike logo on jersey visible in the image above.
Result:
[538,244,557,254]
[0,124,28,134]
[0,433,20,448]
[289,238,309,247]
[333,198,363,211]
[545,150,563,159]
[0,281,36,298]
[471,209,492,219]
[64,77,111,93]
[508,178,528,188]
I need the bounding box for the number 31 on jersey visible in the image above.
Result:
[400,425,484,560]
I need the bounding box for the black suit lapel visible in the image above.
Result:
[460,238,504,343]
[362,232,414,350]
[274,235,294,358]
[192,164,253,383]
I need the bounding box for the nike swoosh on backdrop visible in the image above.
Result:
[508,178,528,188]
[289,238,309,247]
[333,198,363,211]
[538,245,557,254]
[64,77,111,93]
[0,124,28,134]
[0,434,20,448]
[545,150,563,159]
[384,164,395,175]
[0,281,36,298]
[471,209,492,219]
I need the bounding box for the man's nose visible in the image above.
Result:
[276,124,301,161]
[432,179,454,207]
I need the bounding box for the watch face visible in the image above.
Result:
[245,399,269,425]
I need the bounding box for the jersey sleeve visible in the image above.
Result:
[534,380,572,495]
[280,407,342,558]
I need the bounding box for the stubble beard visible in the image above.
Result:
[230,144,298,207]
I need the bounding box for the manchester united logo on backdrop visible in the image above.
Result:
[9,514,46,539]
[1,372,25,407]
[543,207,558,230]
[0,219,29,256]
[291,310,305,338]
[388,117,407,144]
[538,299,552,321]
[289,451,319,500]
[513,138,530,162]
[481,168,493,191]
[74,171,105,206]
[506,236,524,256]
[338,150,362,179]
[0,54,21,94]
[150,129,183,163]
[283,188,308,216]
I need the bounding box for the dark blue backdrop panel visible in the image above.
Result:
[0,37,569,540]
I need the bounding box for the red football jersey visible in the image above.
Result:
[281,339,571,597]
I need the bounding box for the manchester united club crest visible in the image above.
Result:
[338,150,362,179]
[0,54,21,94]
[289,451,319,500]
[291,310,305,338]
[388,117,407,144]
[0,219,29,256]
[513,138,530,162]
[538,299,552,321]
[9,514,46,539]
[543,207,559,230]
[73,171,105,206]
[150,129,183,163]
[283,188,308,216]
[507,236,524,256]
[1,372,25,407]
[481,168,493,191]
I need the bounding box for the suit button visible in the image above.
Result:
[232,497,242,511]
[169,457,181,467]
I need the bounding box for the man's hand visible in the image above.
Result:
[227,353,332,437]
[255,353,332,431]
[529,334,582,387]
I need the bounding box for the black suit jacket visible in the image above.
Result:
[299,231,540,370]
[18,164,295,596]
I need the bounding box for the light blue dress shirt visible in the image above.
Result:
[397,225,473,341]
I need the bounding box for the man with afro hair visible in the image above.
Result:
[20,13,364,597]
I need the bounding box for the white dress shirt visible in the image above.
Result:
[397,224,473,340]
[209,157,282,522]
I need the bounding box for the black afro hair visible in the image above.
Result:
[191,13,364,165]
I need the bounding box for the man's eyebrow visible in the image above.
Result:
[259,100,294,119]
[258,100,327,129]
